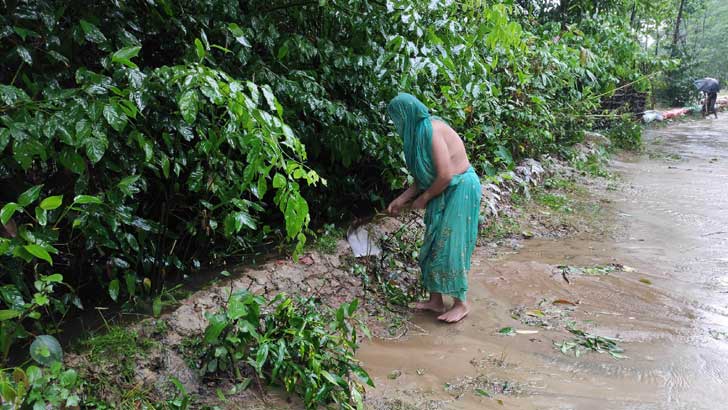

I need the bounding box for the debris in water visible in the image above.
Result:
[556,263,634,281]
[639,278,652,285]
[498,327,516,336]
[554,327,626,359]
[475,388,491,397]
[416,368,426,376]
[511,300,575,329]
[445,374,523,398]
[515,330,538,335]
[553,299,578,306]
[388,369,402,380]
[347,226,382,257]
[709,330,728,340]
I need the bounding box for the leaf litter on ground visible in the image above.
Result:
[445,374,523,400]
[554,327,626,359]
[556,263,637,279]
[511,298,576,330]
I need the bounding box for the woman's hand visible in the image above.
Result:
[412,194,429,209]
[387,198,406,215]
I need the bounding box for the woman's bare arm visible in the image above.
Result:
[414,131,452,207]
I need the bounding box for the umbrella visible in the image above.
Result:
[694,77,721,93]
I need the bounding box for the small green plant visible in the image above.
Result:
[606,116,643,150]
[159,378,193,410]
[0,186,100,365]
[198,290,372,410]
[572,148,611,178]
[315,224,344,254]
[535,193,572,213]
[0,362,83,409]
[510,191,526,206]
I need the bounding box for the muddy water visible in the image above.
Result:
[358,117,728,410]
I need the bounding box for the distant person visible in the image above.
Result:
[702,90,718,119]
[386,93,482,323]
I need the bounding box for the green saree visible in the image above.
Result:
[388,93,482,301]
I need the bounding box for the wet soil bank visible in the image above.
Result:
[358,117,728,410]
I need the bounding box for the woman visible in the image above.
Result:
[386,93,482,323]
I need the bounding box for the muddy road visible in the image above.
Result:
[359,117,728,410]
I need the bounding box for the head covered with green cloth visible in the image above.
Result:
[387,93,436,188]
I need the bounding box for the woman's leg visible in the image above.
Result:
[415,292,445,313]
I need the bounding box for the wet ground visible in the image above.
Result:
[358,116,728,410]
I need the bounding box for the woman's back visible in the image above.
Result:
[432,119,471,175]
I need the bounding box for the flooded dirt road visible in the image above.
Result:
[359,117,728,410]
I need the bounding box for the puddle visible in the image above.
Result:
[359,117,728,409]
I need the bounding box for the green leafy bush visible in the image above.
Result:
[0,187,100,363]
[196,291,371,409]
[0,362,83,409]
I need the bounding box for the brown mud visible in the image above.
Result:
[359,117,728,410]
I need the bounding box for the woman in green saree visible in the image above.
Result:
[386,93,482,323]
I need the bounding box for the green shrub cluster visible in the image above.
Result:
[189,292,370,409]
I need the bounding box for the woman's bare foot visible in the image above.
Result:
[438,299,469,323]
[414,293,445,313]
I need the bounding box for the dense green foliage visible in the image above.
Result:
[0,0,659,373]
[194,292,370,409]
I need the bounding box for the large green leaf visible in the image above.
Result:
[24,244,53,265]
[59,149,86,174]
[228,23,251,47]
[111,46,142,68]
[108,279,120,302]
[39,196,63,211]
[204,313,228,344]
[103,103,128,132]
[15,46,32,65]
[35,207,47,227]
[17,185,43,207]
[0,310,21,321]
[224,211,256,236]
[85,134,108,163]
[227,292,250,320]
[179,89,199,123]
[73,195,102,205]
[79,20,107,43]
[30,335,63,366]
[0,203,19,225]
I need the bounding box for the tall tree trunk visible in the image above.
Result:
[630,0,638,27]
[671,0,687,56]
[560,0,570,29]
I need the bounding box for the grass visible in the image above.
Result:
[84,326,154,380]
[535,192,573,213]
[543,177,576,191]
[314,223,344,254]
[480,215,521,240]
